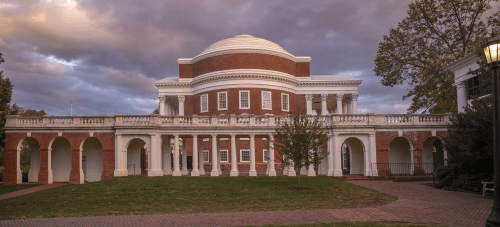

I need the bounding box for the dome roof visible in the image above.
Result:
[193,34,294,61]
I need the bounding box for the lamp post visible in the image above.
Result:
[484,32,500,227]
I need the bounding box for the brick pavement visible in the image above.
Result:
[0,180,492,227]
[0,183,67,200]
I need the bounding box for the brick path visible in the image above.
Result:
[0,183,67,200]
[0,181,493,226]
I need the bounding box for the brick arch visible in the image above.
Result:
[92,132,115,180]
[3,133,29,185]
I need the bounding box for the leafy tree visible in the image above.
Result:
[9,103,47,116]
[374,0,497,113]
[0,52,13,149]
[273,113,328,188]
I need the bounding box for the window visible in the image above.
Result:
[203,138,209,142]
[262,91,272,110]
[281,93,289,112]
[201,94,208,113]
[203,150,209,162]
[218,91,227,110]
[220,150,228,162]
[239,90,250,109]
[467,76,491,100]
[240,149,250,162]
[263,149,268,162]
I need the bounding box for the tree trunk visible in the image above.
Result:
[298,172,301,188]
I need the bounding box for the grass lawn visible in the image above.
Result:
[0,184,40,195]
[258,222,447,227]
[0,176,396,220]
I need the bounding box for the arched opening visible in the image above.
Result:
[127,138,146,176]
[51,137,72,182]
[342,137,365,175]
[81,137,103,182]
[17,137,41,183]
[422,137,445,174]
[389,137,412,175]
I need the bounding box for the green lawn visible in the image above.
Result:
[258,222,447,227]
[0,184,40,195]
[0,176,396,220]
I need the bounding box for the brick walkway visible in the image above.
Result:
[0,183,67,200]
[0,181,493,226]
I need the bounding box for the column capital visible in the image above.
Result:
[305,94,314,101]
[369,133,375,137]
[454,80,467,88]
[351,93,359,101]
[336,93,344,101]
[320,94,328,101]
[230,133,236,137]
[173,134,179,138]
[116,133,122,137]
[178,95,185,102]
[158,95,166,103]
[249,134,255,138]
[192,134,198,138]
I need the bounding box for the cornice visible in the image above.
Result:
[443,52,480,72]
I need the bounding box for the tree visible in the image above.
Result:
[0,52,13,149]
[9,103,47,116]
[273,113,328,188]
[374,0,497,113]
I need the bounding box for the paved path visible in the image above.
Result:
[0,181,493,226]
[0,183,67,200]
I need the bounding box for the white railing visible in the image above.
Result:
[6,113,452,129]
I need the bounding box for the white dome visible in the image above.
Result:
[193,34,295,62]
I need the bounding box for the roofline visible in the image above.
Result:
[443,52,480,71]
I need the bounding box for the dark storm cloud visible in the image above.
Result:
[0,0,421,115]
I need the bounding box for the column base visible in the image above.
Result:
[147,170,163,177]
[181,169,189,175]
[268,170,277,177]
[172,170,182,176]
[307,169,316,177]
[283,168,289,176]
[191,170,200,176]
[230,170,239,176]
[163,169,172,175]
[300,168,307,176]
[218,170,222,175]
[332,170,343,177]
[17,169,22,184]
[249,170,257,176]
[199,169,205,176]
[211,170,219,176]
[47,169,53,184]
[266,169,269,175]
[79,171,85,184]
[288,170,296,177]
[113,169,127,177]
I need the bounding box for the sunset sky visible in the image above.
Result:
[1,0,489,116]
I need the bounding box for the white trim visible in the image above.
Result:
[239,90,250,109]
[217,91,228,111]
[201,94,208,113]
[281,93,290,112]
[262,91,272,110]
[240,149,250,162]
[263,149,268,163]
[203,138,209,142]
[239,138,249,141]
[203,150,209,162]
[220,150,228,162]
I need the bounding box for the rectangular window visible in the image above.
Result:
[263,149,268,162]
[201,94,208,113]
[220,150,228,162]
[240,149,250,162]
[218,91,227,110]
[203,150,209,162]
[281,93,289,112]
[467,76,492,100]
[262,91,272,110]
[239,90,250,109]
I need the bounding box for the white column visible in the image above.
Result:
[148,134,159,176]
[47,148,53,184]
[332,133,342,176]
[166,100,172,116]
[114,134,125,176]
[172,134,181,176]
[443,148,448,166]
[211,134,219,176]
[191,135,200,176]
[300,166,307,175]
[230,134,239,176]
[410,149,415,175]
[305,94,313,115]
[178,95,185,116]
[346,97,352,114]
[159,96,166,116]
[327,134,333,176]
[268,134,276,176]
[249,134,257,176]
[307,150,316,176]
[456,81,467,113]
[288,160,296,176]
[320,94,328,115]
[199,138,205,174]
[342,101,347,114]
[336,94,344,114]
[369,133,378,176]
[163,136,172,175]
[364,148,370,176]
[283,154,289,176]
[181,138,188,175]
[351,93,359,114]
[78,148,84,184]
[217,137,222,175]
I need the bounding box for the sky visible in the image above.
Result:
[0,0,466,116]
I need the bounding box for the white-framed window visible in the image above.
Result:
[203,150,209,162]
[240,149,250,162]
[201,94,208,113]
[239,90,250,109]
[263,149,268,162]
[262,91,272,110]
[240,138,249,141]
[218,91,227,110]
[281,93,289,112]
[203,138,209,142]
[220,150,228,162]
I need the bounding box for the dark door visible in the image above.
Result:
[187,156,193,169]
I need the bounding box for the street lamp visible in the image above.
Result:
[484,32,500,227]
